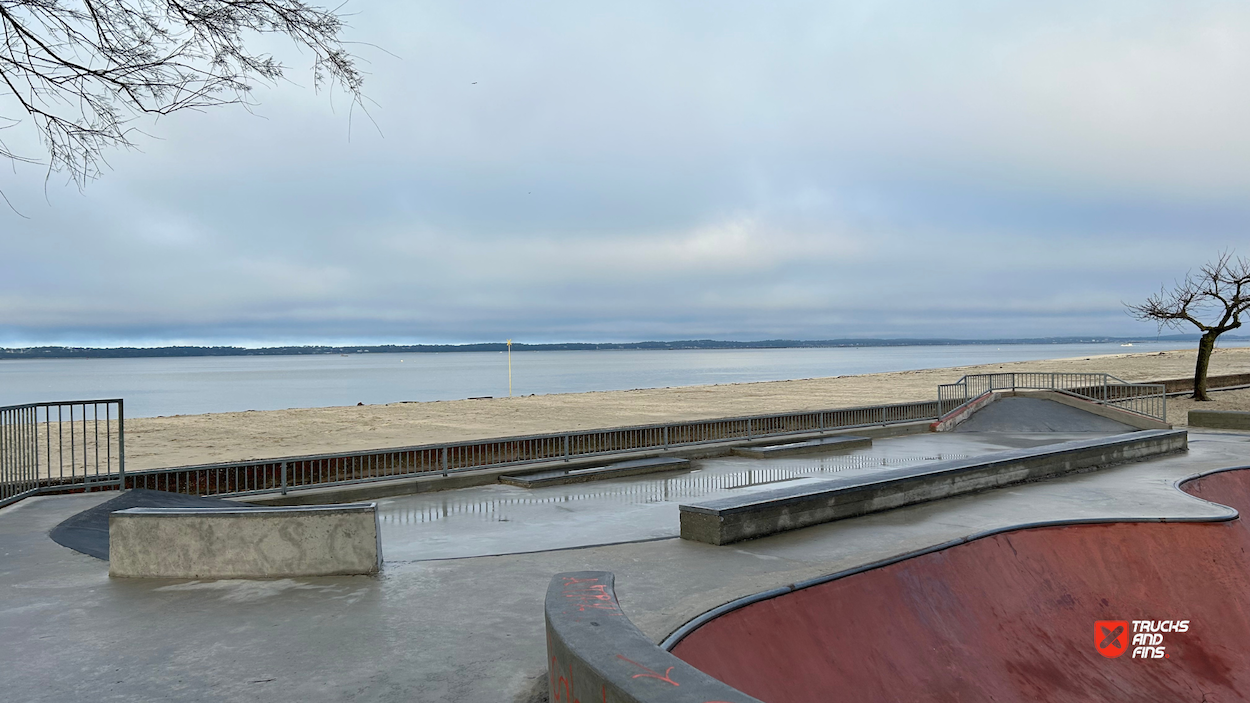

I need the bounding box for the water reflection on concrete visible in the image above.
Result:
[378,432,1105,561]
[383,453,962,528]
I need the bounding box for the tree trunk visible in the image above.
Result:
[1193,332,1218,401]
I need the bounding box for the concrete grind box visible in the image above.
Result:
[109,503,382,578]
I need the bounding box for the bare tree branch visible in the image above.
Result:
[1126,250,1250,400]
[0,0,364,188]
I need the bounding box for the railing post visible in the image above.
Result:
[441,447,448,477]
[117,399,125,491]
[31,406,39,494]
[662,426,668,449]
[281,461,288,495]
[747,418,753,440]
[563,434,570,461]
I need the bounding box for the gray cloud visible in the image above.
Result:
[2,0,1248,345]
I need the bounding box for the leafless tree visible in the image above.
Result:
[1127,251,1250,400]
[0,0,364,189]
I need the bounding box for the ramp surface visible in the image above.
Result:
[672,468,1250,702]
[49,489,245,560]
[954,396,1136,433]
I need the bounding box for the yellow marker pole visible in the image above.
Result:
[507,339,513,397]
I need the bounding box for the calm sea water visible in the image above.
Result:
[0,342,1230,418]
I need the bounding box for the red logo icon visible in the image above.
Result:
[1096,620,1129,658]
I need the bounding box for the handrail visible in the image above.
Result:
[0,399,125,508]
[937,372,1166,422]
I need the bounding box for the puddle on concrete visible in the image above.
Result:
[376,431,1117,560]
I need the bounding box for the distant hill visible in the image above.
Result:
[0,335,1235,360]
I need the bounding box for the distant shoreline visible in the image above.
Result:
[0,335,1231,360]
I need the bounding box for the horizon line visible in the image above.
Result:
[0,334,1232,359]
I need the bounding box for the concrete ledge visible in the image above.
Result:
[1189,410,1250,430]
[545,571,761,703]
[679,429,1188,545]
[500,457,691,488]
[109,503,382,578]
[1159,373,1250,395]
[731,435,871,459]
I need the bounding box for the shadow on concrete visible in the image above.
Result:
[49,489,245,560]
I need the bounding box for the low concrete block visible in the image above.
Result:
[680,429,1188,545]
[732,435,871,459]
[545,571,762,703]
[500,457,692,488]
[1189,410,1250,431]
[109,503,381,578]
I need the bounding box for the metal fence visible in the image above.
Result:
[3,372,1164,506]
[937,373,1166,421]
[0,400,125,508]
[121,398,943,499]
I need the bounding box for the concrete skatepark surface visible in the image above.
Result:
[6,427,1250,701]
[672,467,1250,701]
[375,432,1098,560]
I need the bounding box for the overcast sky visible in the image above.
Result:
[1,1,1246,346]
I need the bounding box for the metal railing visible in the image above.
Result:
[0,400,124,508]
[937,373,1166,421]
[2,370,1163,506]
[121,398,943,498]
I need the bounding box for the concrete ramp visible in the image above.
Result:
[954,396,1137,433]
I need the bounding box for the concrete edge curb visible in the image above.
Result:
[930,390,996,432]
[545,571,763,703]
[1189,410,1250,431]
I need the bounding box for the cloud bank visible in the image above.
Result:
[2,1,1247,345]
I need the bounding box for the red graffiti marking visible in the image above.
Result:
[616,654,680,686]
[561,576,622,614]
[548,654,608,703]
[552,656,579,703]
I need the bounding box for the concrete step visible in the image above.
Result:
[731,435,872,459]
[499,457,692,488]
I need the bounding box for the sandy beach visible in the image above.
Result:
[118,346,1250,471]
